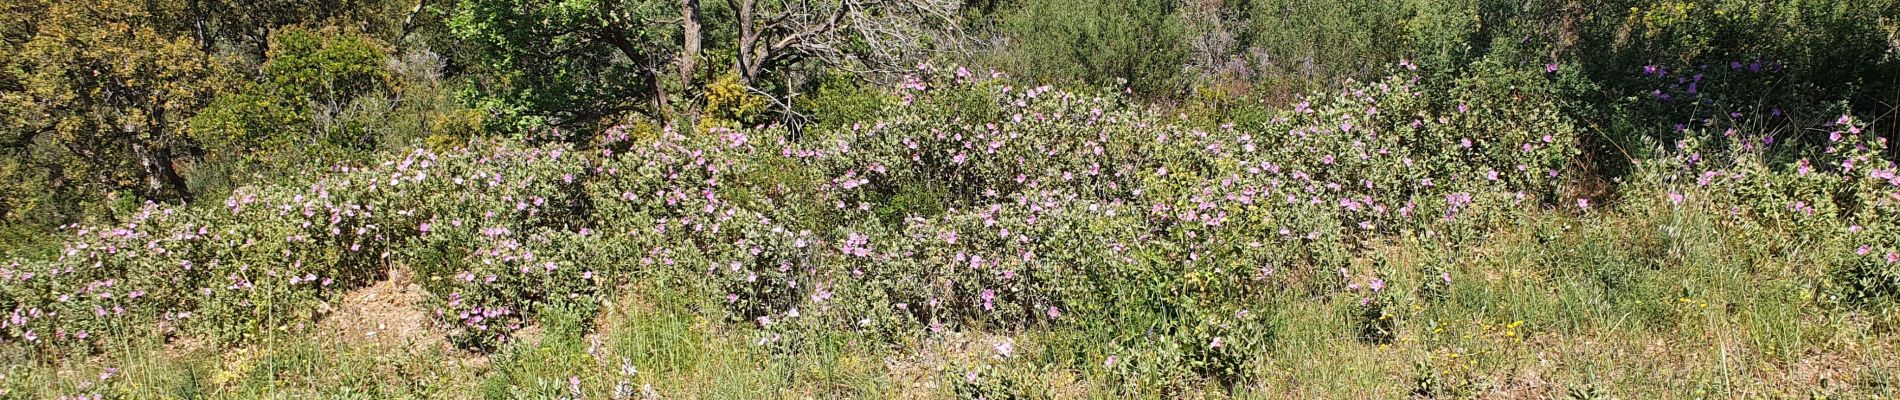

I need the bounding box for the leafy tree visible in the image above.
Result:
[180,0,408,60]
[0,0,414,227]
[189,27,395,164]
[449,0,962,134]
[994,0,1188,95]
[448,0,678,133]
[1,0,236,208]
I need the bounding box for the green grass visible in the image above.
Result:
[4,199,1895,399]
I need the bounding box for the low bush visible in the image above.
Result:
[47,62,1899,392]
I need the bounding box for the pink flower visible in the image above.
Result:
[994,340,1014,357]
[1577,198,1590,209]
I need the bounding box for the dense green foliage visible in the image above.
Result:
[8,63,1900,395]
[1,0,1898,397]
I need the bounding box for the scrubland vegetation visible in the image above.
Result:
[3,0,1900,398]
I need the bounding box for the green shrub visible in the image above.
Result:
[994,0,1188,95]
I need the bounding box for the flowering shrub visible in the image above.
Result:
[0,162,414,352]
[382,144,596,348]
[2,63,1594,391]
[1629,113,1900,323]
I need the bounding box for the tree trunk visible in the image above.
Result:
[137,108,191,202]
[188,0,212,53]
[675,0,705,121]
[400,0,429,41]
[735,0,760,83]
[678,0,703,85]
[600,29,668,126]
[133,140,191,202]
